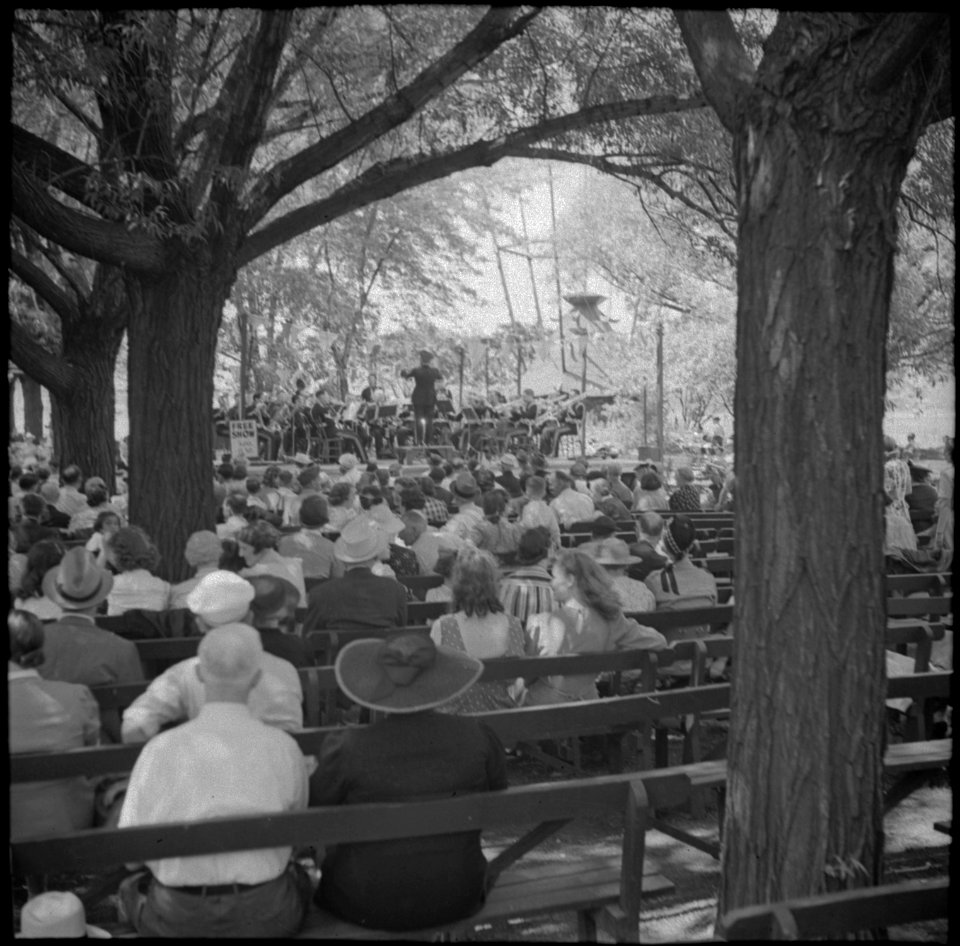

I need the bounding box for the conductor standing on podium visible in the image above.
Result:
[400,349,442,445]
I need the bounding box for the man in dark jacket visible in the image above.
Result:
[302,518,407,633]
[400,350,442,445]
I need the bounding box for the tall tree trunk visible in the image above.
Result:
[719,21,932,913]
[46,269,127,488]
[126,254,234,582]
[22,375,44,441]
[9,375,17,434]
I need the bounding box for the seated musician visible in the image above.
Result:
[510,389,540,428]
[310,387,338,439]
[250,394,281,461]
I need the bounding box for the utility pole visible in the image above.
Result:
[656,321,664,462]
[548,164,566,373]
[565,294,607,459]
[519,197,543,331]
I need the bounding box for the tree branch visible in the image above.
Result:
[674,10,755,133]
[214,10,294,176]
[12,163,166,274]
[239,92,707,265]
[864,13,949,96]
[9,319,75,397]
[11,124,101,210]
[9,249,82,328]
[243,6,542,229]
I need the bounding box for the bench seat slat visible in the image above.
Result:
[297,859,674,940]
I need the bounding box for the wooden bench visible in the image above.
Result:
[885,572,951,596]
[19,672,951,789]
[886,595,952,619]
[561,530,636,548]
[11,772,677,942]
[397,573,443,600]
[625,604,735,633]
[715,877,949,940]
[406,599,451,624]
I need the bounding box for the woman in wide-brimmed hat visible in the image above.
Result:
[310,630,506,932]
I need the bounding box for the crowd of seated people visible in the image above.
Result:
[9,444,756,936]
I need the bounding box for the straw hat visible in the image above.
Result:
[17,891,110,938]
[365,503,404,537]
[334,518,385,564]
[42,548,114,611]
[499,453,518,471]
[335,631,483,714]
[590,537,641,567]
[338,453,359,470]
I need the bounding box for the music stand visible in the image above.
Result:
[377,404,398,420]
[460,406,480,423]
[436,399,455,416]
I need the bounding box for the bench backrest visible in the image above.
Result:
[716,878,949,940]
[397,573,443,600]
[885,572,951,596]
[10,771,653,901]
[12,673,951,785]
[886,596,952,618]
[406,600,452,623]
[625,604,735,631]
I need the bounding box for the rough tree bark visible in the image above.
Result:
[677,10,951,913]
[21,375,44,441]
[10,267,126,490]
[125,247,236,582]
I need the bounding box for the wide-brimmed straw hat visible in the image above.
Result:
[590,537,641,567]
[17,891,110,938]
[365,503,405,537]
[334,517,385,563]
[335,631,482,714]
[42,548,114,611]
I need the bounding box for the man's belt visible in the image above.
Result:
[164,877,275,897]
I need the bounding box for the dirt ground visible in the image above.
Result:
[473,723,953,942]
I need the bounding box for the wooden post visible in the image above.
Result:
[457,346,465,409]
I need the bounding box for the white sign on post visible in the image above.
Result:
[229,420,259,461]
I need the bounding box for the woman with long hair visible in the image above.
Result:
[429,548,525,712]
[523,549,667,706]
